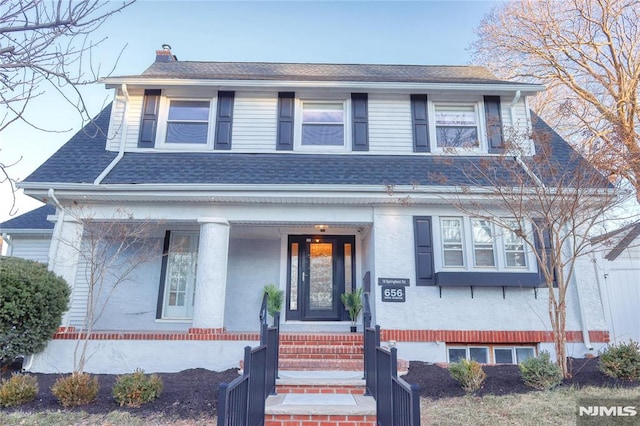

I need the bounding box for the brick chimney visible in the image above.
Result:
[155,44,177,62]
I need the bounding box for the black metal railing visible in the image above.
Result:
[362,292,421,426]
[217,293,280,426]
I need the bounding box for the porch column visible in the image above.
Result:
[192,217,230,329]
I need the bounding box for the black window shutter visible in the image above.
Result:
[533,220,557,287]
[484,96,504,153]
[215,91,235,150]
[351,93,369,151]
[277,92,295,151]
[411,95,430,152]
[156,231,172,319]
[414,216,435,286]
[138,89,161,148]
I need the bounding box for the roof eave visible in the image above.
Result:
[102,77,544,95]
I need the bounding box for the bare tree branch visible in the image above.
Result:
[0,0,134,216]
[472,0,640,201]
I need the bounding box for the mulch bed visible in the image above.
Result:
[1,357,638,420]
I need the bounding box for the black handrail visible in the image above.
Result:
[362,291,421,425]
[218,292,281,425]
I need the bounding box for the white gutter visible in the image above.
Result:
[94,84,129,185]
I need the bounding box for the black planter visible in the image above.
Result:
[350,325,357,333]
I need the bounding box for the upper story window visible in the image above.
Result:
[166,100,210,144]
[138,89,234,150]
[431,100,485,152]
[295,99,350,151]
[442,217,464,267]
[434,103,480,149]
[301,102,345,146]
[412,95,502,154]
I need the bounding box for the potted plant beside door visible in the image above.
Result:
[263,284,283,325]
[341,287,364,332]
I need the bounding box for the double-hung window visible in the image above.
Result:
[301,101,346,147]
[161,231,199,320]
[434,103,480,149]
[503,219,527,268]
[471,219,495,267]
[441,217,464,267]
[165,100,211,144]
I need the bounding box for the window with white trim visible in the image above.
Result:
[295,98,350,151]
[441,217,464,267]
[471,219,495,267]
[161,232,199,319]
[428,98,486,152]
[165,100,211,144]
[438,216,533,271]
[503,219,527,268]
[448,345,536,364]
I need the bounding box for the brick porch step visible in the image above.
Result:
[279,358,364,371]
[278,332,364,371]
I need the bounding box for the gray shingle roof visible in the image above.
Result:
[128,61,519,85]
[0,205,55,231]
[24,105,117,184]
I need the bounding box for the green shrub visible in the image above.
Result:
[0,257,70,368]
[51,373,99,407]
[112,369,163,407]
[599,340,640,381]
[0,373,39,407]
[449,359,487,393]
[519,351,563,390]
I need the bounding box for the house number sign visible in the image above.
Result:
[381,286,406,302]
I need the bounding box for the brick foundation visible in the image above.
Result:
[53,327,609,344]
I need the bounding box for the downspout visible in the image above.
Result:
[514,152,593,351]
[509,90,521,126]
[565,223,593,351]
[94,84,129,185]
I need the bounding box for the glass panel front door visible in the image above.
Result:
[287,235,355,321]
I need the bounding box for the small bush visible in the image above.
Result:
[449,359,487,393]
[0,257,70,368]
[519,351,563,390]
[599,340,640,381]
[112,369,163,407]
[51,373,99,407]
[0,373,39,407]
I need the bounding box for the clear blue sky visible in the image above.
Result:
[1,0,498,222]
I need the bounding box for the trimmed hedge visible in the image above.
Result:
[0,256,70,367]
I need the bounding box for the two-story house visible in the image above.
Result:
[11,48,610,374]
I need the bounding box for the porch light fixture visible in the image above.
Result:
[314,224,328,233]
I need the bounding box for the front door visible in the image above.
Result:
[287,235,355,321]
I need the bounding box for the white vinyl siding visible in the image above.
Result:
[231,92,278,152]
[108,88,145,151]
[368,94,413,153]
[68,252,90,327]
[6,237,51,263]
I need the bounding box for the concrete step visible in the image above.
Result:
[265,393,376,426]
[276,370,366,395]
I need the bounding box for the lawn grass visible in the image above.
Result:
[1,386,638,425]
[421,386,640,426]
